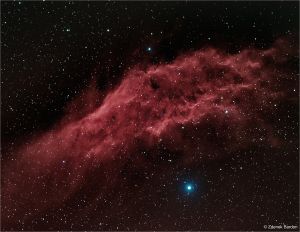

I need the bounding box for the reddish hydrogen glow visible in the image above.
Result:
[2,39,294,227]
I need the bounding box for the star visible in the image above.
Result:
[147,47,152,52]
[184,182,196,194]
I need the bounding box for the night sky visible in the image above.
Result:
[1,1,299,231]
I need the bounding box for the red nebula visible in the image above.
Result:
[1,38,295,229]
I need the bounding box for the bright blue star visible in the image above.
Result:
[184,182,196,194]
[147,47,152,52]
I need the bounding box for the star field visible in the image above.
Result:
[1,1,299,231]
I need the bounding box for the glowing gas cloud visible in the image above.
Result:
[2,39,296,229]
